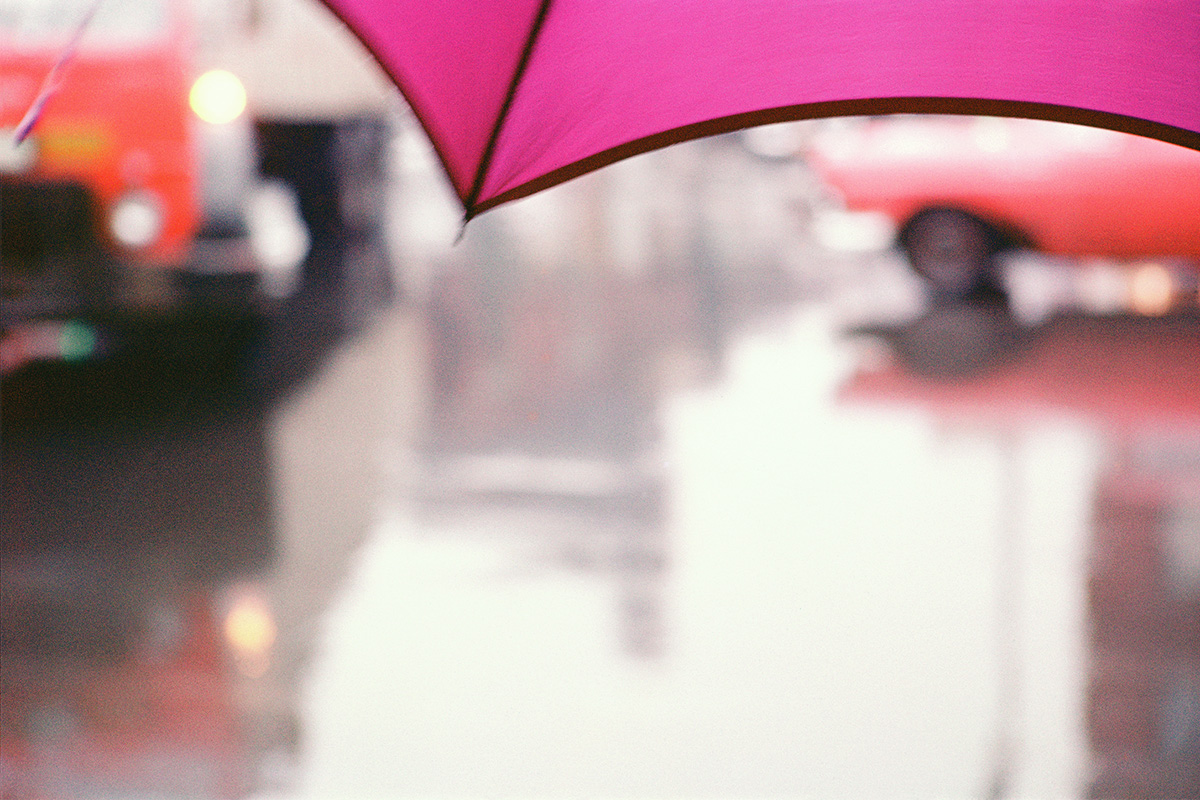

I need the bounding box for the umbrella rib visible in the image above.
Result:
[463,0,554,219]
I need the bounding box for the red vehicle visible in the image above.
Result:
[807,116,1200,303]
[1,0,267,371]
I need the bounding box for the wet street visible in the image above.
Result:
[3,131,1200,799]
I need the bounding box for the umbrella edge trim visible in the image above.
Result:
[466,97,1200,220]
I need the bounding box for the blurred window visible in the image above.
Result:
[0,0,169,50]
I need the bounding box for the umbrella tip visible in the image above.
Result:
[454,213,472,244]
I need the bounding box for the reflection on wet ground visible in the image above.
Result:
[1,299,323,797]
[843,312,1200,799]
[3,142,1200,798]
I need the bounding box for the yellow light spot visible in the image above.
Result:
[190,70,247,125]
[1130,263,1173,316]
[225,597,276,656]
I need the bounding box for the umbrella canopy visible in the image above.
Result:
[324,0,1200,219]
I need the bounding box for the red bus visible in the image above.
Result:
[1,0,270,371]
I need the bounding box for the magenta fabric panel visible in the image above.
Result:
[331,0,545,195]
[481,0,1200,203]
[322,0,1200,212]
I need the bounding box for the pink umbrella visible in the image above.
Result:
[325,0,1200,219]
